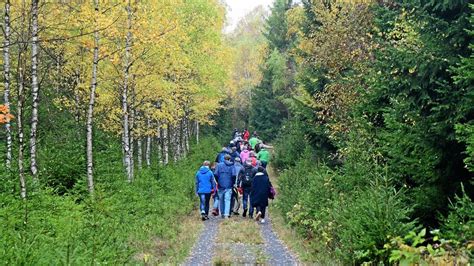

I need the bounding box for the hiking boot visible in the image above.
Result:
[242,209,247,217]
[255,211,262,221]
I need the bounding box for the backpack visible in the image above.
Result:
[242,167,254,187]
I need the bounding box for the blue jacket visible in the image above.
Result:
[215,148,231,163]
[230,151,240,162]
[195,166,215,194]
[214,160,236,189]
[234,162,244,184]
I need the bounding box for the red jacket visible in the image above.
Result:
[243,130,250,141]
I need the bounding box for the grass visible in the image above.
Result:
[217,217,264,244]
[133,207,204,265]
[266,164,321,264]
[212,216,267,265]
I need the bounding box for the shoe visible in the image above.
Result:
[260,219,265,224]
[243,209,247,217]
[201,214,206,221]
[205,215,209,220]
[233,211,240,216]
[255,211,262,221]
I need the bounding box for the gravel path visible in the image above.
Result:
[260,213,300,265]
[183,216,220,266]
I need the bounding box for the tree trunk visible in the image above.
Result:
[196,120,200,144]
[86,0,99,194]
[171,124,179,162]
[145,118,151,167]
[122,0,133,182]
[184,117,190,154]
[29,0,40,178]
[137,138,142,170]
[162,125,169,165]
[3,0,12,170]
[157,124,163,165]
[18,57,26,200]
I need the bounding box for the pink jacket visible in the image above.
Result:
[240,150,250,163]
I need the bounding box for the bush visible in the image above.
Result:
[0,137,220,264]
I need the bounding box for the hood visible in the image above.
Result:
[199,166,210,174]
[224,160,234,166]
[242,150,250,154]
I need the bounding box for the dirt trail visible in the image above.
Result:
[183,165,299,265]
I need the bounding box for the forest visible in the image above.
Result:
[1,0,473,265]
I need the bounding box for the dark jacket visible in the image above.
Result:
[195,166,215,194]
[214,160,236,189]
[251,172,272,207]
[238,165,257,189]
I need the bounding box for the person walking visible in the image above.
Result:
[249,151,258,167]
[215,147,230,164]
[243,128,250,142]
[230,146,240,162]
[249,133,262,150]
[231,157,244,215]
[210,162,220,216]
[257,147,271,169]
[214,154,236,218]
[240,146,250,164]
[195,161,216,221]
[251,166,272,224]
[239,158,257,218]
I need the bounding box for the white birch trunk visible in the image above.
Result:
[157,124,163,165]
[137,138,142,170]
[162,125,169,165]
[18,60,26,199]
[184,118,190,154]
[122,1,133,182]
[3,0,12,170]
[145,118,151,167]
[29,0,40,178]
[196,120,200,144]
[86,0,99,194]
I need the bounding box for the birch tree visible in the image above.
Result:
[29,0,40,178]
[3,0,12,170]
[122,0,133,182]
[86,0,100,193]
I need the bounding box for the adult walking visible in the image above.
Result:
[251,166,272,224]
[214,154,236,218]
[257,147,271,169]
[195,161,216,220]
[249,133,262,150]
[231,157,244,215]
[239,158,257,218]
[243,128,250,142]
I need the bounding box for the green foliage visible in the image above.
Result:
[276,155,415,264]
[272,119,312,170]
[0,137,220,264]
[440,185,474,245]
[249,0,297,141]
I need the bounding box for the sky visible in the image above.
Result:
[224,0,275,33]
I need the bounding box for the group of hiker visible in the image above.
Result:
[194,129,274,224]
